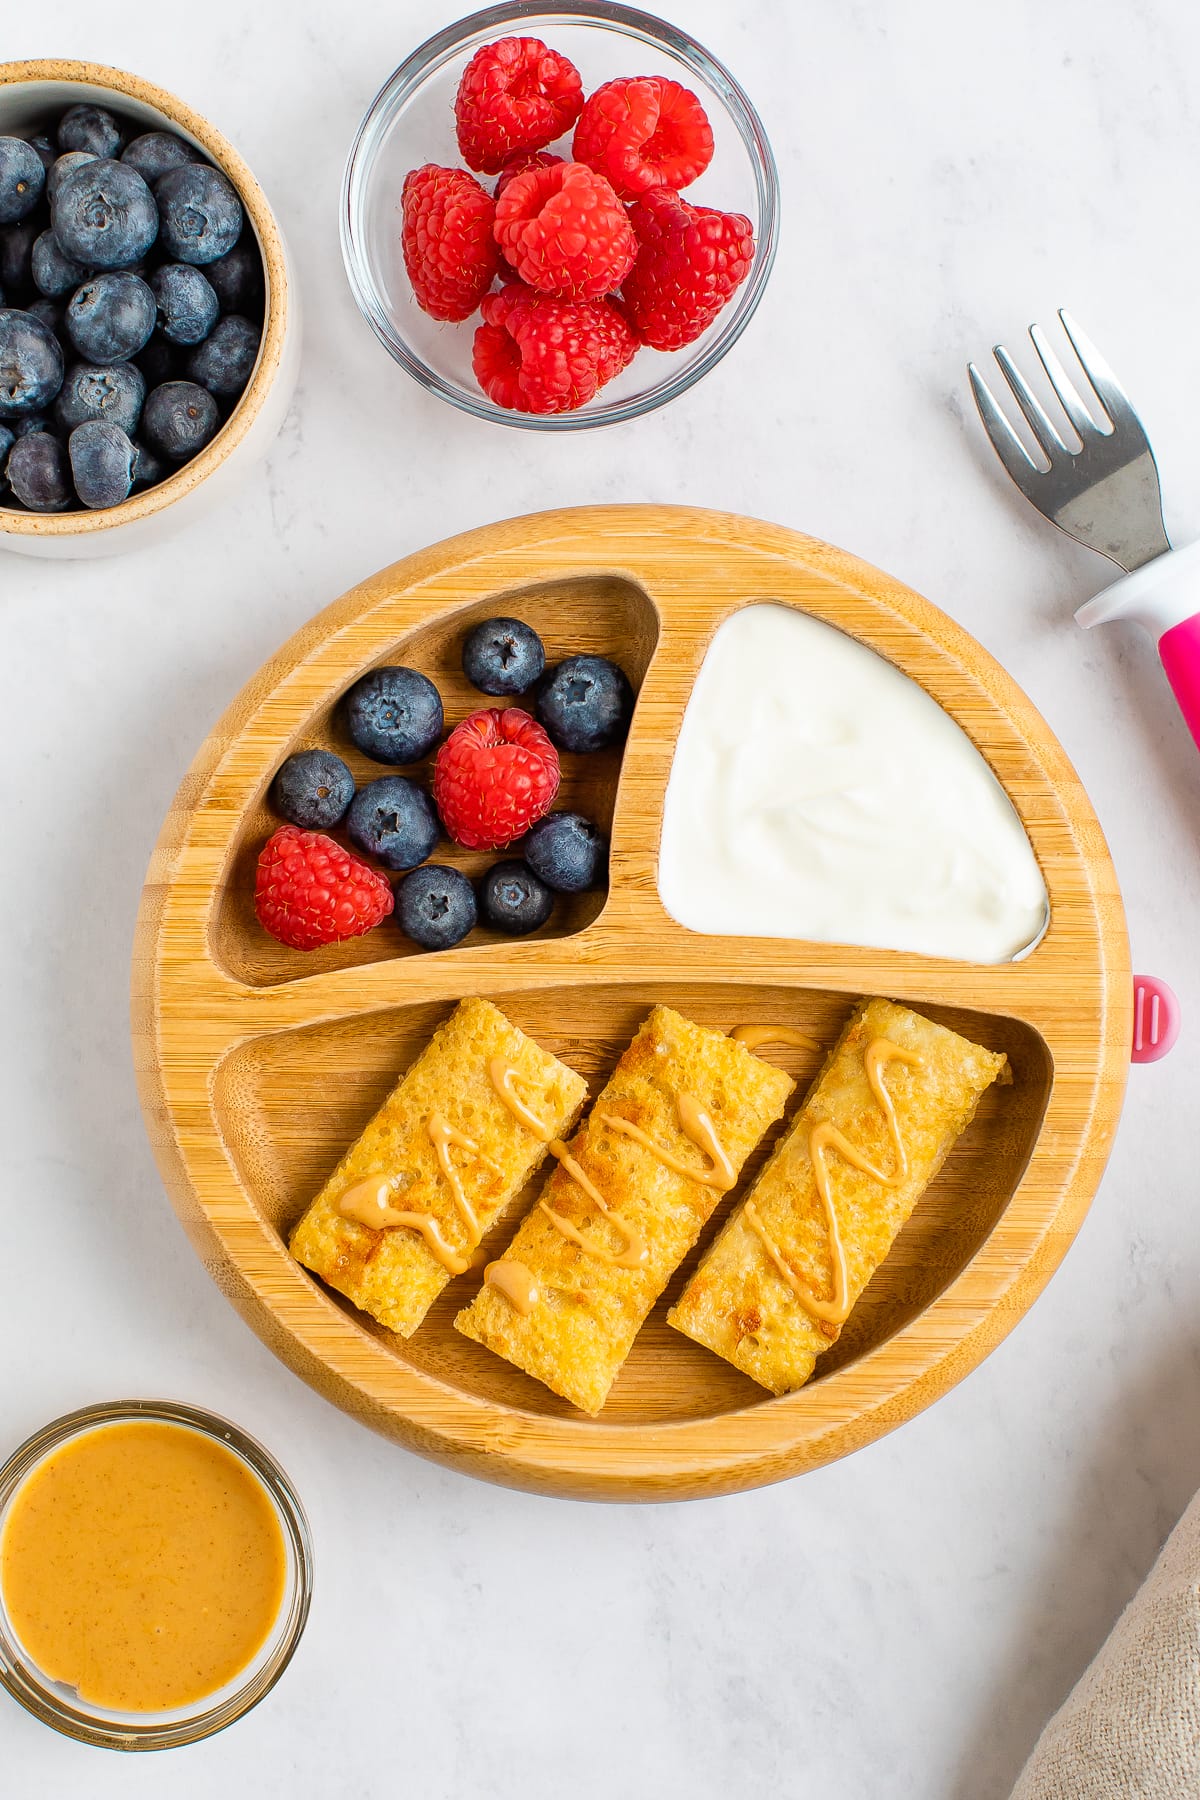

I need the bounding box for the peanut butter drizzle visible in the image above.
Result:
[426,1113,501,1246]
[488,1058,554,1142]
[484,1259,539,1315]
[600,1092,736,1192]
[337,1178,473,1275]
[488,1057,649,1272]
[745,1038,922,1327]
[731,1023,821,1054]
[335,1116,503,1276]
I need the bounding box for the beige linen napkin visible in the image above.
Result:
[1012,1489,1200,1798]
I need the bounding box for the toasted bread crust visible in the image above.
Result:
[455,1005,793,1414]
[289,998,587,1337]
[668,998,1006,1394]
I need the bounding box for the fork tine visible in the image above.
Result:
[1030,322,1102,439]
[968,362,1041,483]
[992,345,1070,459]
[1058,310,1133,432]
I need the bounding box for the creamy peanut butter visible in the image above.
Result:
[600,1091,736,1191]
[0,1422,286,1713]
[731,1024,821,1054]
[488,1060,737,1277]
[484,1259,540,1315]
[745,1038,921,1326]
[426,1113,500,1245]
[337,1177,473,1275]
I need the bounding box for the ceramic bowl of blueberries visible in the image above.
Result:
[341,2,779,429]
[0,60,298,557]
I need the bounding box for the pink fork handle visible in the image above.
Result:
[1159,612,1200,750]
[1076,546,1200,748]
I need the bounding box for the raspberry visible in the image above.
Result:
[573,77,714,197]
[622,189,755,350]
[589,295,638,384]
[433,707,560,849]
[400,163,499,322]
[254,826,394,951]
[493,161,636,301]
[455,37,583,175]
[472,284,636,413]
[494,149,563,200]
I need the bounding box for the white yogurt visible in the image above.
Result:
[656,603,1048,963]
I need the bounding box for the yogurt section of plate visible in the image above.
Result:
[656,603,1048,963]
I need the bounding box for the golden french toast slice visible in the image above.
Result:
[455,1005,794,1415]
[668,998,1006,1394]
[289,997,587,1337]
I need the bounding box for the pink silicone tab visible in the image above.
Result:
[1158,612,1200,751]
[1131,975,1180,1064]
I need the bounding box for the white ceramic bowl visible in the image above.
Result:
[0,60,299,559]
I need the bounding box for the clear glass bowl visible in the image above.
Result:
[341,1,779,429]
[0,1400,312,1750]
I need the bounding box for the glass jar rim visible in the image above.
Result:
[0,1398,313,1751]
[340,0,781,430]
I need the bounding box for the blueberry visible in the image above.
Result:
[46,151,95,206]
[479,860,554,935]
[31,230,91,298]
[0,220,38,294]
[52,159,158,270]
[397,864,477,950]
[12,413,58,439]
[522,812,608,893]
[155,164,242,265]
[0,421,13,495]
[120,131,198,186]
[56,362,144,435]
[462,616,546,696]
[142,379,217,460]
[130,438,166,487]
[0,310,64,415]
[57,104,124,160]
[270,748,356,830]
[535,654,634,754]
[150,263,218,347]
[27,135,57,175]
[346,776,439,871]
[0,138,46,224]
[7,430,70,510]
[185,312,258,396]
[26,297,65,341]
[134,335,180,386]
[343,667,444,765]
[68,418,135,509]
[205,239,263,315]
[66,271,155,361]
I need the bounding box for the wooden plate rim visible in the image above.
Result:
[132,504,1129,1500]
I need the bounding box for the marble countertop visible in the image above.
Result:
[4,1,1200,1794]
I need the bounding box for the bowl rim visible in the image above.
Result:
[0,59,288,537]
[340,1,781,430]
[0,1397,313,1749]
[131,504,1132,1502]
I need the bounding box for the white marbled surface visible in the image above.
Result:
[3,1,1200,1794]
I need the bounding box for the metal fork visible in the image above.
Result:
[970,310,1200,753]
[969,309,1169,572]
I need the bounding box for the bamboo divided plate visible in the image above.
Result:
[133,505,1130,1501]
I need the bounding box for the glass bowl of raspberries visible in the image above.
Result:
[341,3,778,427]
